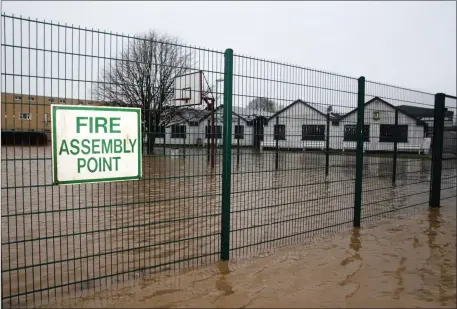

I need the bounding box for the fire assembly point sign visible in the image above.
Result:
[51,105,142,185]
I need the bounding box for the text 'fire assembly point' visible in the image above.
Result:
[52,105,142,185]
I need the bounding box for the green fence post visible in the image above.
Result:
[221,48,233,260]
[353,76,365,227]
[429,93,446,208]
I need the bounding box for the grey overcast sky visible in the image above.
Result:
[2,1,456,95]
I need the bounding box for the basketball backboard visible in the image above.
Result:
[173,71,203,107]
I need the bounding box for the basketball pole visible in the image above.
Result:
[203,97,216,169]
[174,70,216,169]
[210,99,215,169]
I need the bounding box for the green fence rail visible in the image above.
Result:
[1,13,456,308]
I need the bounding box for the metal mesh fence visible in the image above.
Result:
[228,54,358,255]
[442,96,457,200]
[360,82,436,223]
[1,14,225,307]
[1,13,456,308]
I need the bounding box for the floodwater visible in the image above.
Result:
[43,198,457,308]
[1,145,456,308]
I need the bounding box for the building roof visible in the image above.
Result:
[164,104,265,125]
[338,97,428,127]
[268,99,340,121]
[197,104,251,124]
[232,106,273,120]
[398,105,454,119]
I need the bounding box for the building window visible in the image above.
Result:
[274,124,286,140]
[48,98,55,103]
[189,121,199,127]
[44,113,49,124]
[344,125,370,142]
[234,125,244,139]
[14,96,22,101]
[206,125,222,139]
[154,125,165,138]
[380,124,408,143]
[59,99,66,103]
[373,111,380,120]
[19,112,31,120]
[28,97,34,101]
[171,124,186,138]
[302,125,325,141]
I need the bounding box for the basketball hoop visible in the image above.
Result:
[172,70,216,169]
[174,98,191,105]
[172,71,203,107]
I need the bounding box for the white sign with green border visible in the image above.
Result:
[52,105,142,185]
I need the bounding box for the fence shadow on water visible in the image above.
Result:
[1,13,456,308]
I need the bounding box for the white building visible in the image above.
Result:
[150,107,207,146]
[261,100,335,151]
[149,98,430,154]
[196,105,254,147]
[397,104,454,136]
[331,97,428,153]
[151,105,257,147]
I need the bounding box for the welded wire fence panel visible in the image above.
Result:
[442,96,456,201]
[1,14,224,308]
[361,82,445,222]
[229,55,359,255]
[2,11,456,309]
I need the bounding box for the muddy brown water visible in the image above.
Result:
[2,146,456,308]
[39,198,456,308]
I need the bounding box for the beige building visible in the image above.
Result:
[1,92,103,144]
[1,92,103,132]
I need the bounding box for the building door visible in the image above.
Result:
[253,117,265,149]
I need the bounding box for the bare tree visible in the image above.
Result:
[94,30,191,154]
[248,97,277,113]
